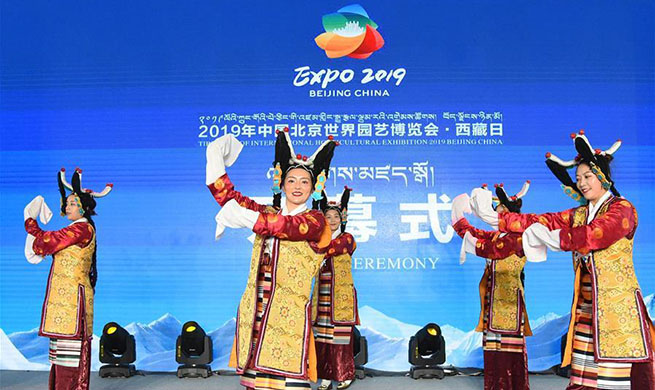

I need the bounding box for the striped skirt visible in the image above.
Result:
[49,338,83,367]
[568,268,632,390]
[47,313,92,390]
[239,260,311,390]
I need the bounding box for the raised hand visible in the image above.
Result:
[470,187,498,228]
[205,134,244,185]
[451,193,472,224]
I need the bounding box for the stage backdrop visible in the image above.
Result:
[1,0,653,372]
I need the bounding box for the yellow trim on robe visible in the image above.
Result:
[562,266,582,367]
[307,331,317,382]
[229,335,237,368]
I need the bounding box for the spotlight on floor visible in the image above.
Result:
[176,321,213,378]
[99,322,137,378]
[353,327,368,380]
[408,323,446,379]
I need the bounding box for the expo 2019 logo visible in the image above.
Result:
[315,4,385,59]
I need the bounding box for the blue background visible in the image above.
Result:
[1,0,653,339]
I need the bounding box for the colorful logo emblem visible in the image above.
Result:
[315,4,384,59]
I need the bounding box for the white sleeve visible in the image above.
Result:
[459,231,478,265]
[24,197,52,264]
[39,200,53,224]
[24,195,44,221]
[521,223,562,263]
[205,134,244,185]
[214,199,259,240]
[451,193,472,225]
[25,235,43,264]
[469,187,498,228]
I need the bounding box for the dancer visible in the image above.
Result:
[451,182,531,390]
[312,187,359,390]
[206,130,337,390]
[23,168,112,390]
[471,131,655,389]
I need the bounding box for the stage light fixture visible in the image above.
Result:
[408,323,446,379]
[176,321,213,378]
[352,326,368,380]
[99,322,137,378]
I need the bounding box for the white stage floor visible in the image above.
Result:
[0,370,569,390]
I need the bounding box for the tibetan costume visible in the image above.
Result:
[206,131,337,389]
[453,182,532,390]
[312,188,360,387]
[474,132,655,389]
[23,168,112,390]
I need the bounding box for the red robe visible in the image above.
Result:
[25,218,94,257]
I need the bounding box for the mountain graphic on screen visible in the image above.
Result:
[2,296,653,372]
